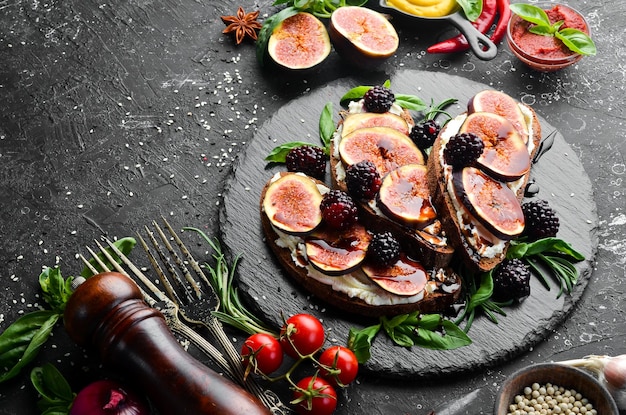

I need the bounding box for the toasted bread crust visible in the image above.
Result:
[260,172,462,318]
[427,105,542,273]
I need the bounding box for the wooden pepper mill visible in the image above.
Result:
[64,271,271,415]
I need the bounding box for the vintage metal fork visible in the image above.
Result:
[80,219,288,414]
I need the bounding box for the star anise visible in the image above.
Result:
[221,7,262,45]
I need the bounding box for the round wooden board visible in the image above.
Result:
[219,70,598,379]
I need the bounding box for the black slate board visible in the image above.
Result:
[219,70,599,379]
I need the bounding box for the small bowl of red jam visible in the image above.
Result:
[506,3,593,72]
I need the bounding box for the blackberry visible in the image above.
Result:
[443,132,484,168]
[410,120,440,150]
[285,145,327,180]
[345,161,382,200]
[363,86,395,113]
[492,258,531,302]
[320,190,359,229]
[368,231,401,266]
[522,199,560,241]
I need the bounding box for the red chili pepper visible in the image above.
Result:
[490,0,511,45]
[427,0,498,54]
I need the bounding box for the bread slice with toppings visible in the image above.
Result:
[329,107,455,269]
[426,91,543,273]
[260,172,463,318]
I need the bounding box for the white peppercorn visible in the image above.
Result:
[506,382,596,415]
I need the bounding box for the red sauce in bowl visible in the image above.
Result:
[507,3,590,71]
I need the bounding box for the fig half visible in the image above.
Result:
[377,164,437,229]
[263,173,323,235]
[305,223,371,275]
[460,112,530,182]
[452,167,525,240]
[268,12,331,70]
[339,127,424,178]
[329,6,399,69]
[341,112,410,137]
[362,254,428,296]
[468,90,529,144]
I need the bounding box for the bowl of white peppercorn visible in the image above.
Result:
[494,363,619,415]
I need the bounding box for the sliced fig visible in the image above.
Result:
[305,222,371,275]
[459,112,530,182]
[262,173,323,235]
[468,90,529,144]
[362,254,428,296]
[267,12,331,70]
[339,127,424,178]
[329,6,399,69]
[377,164,437,229]
[341,112,410,137]
[452,167,525,240]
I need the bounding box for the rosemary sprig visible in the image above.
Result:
[507,237,584,298]
[184,227,277,336]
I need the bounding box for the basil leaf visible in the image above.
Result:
[508,237,584,261]
[347,324,381,363]
[456,0,482,22]
[395,94,428,111]
[319,102,335,150]
[414,313,441,331]
[256,7,299,66]
[39,267,73,312]
[466,271,494,312]
[80,236,137,277]
[529,25,556,36]
[0,310,60,383]
[265,141,318,163]
[509,4,551,27]
[556,28,597,56]
[340,85,370,106]
[415,320,472,350]
[30,364,75,406]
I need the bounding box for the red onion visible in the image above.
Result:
[69,380,151,415]
[558,354,626,410]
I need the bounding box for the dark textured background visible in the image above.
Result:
[1,0,624,413]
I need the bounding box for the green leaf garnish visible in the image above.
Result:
[0,310,60,384]
[273,0,368,19]
[319,102,335,150]
[456,0,482,22]
[347,324,380,363]
[348,312,471,363]
[556,28,597,56]
[264,141,319,163]
[30,364,75,414]
[394,94,427,112]
[509,3,596,56]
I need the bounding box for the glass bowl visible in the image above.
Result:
[506,2,590,72]
[494,363,618,415]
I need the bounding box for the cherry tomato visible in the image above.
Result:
[318,345,359,387]
[280,314,325,358]
[292,376,337,415]
[241,333,283,375]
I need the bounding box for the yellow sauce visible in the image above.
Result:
[386,0,459,17]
